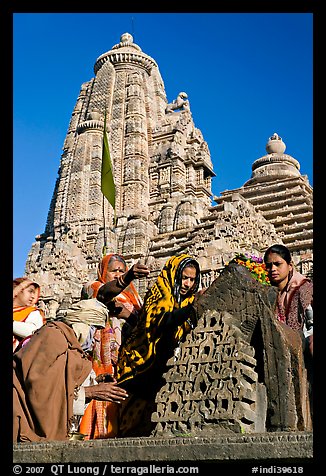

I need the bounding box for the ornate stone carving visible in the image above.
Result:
[165,92,190,113]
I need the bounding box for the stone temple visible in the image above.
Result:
[24,33,313,317]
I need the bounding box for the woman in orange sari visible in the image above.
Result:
[79,254,149,439]
[13,277,46,352]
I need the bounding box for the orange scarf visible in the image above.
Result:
[13,306,46,352]
[13,305,39,322]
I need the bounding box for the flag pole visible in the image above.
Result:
[101,107,116,256]
[102,194,107,256]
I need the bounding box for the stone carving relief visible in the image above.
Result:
[159,167,171,186]
[158,204,175,234]
[127,71,143,86]
[126,83,142,98]
[25,229,90,317]
[126,97,143,115]
[165,92,190,113]
[125,117,145,135]
[174,200,197,231]
[153,309,258,436]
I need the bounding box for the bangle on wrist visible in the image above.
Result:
[116,275,127,289]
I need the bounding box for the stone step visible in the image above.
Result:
[13,431,313,464]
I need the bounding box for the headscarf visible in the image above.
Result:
[13,277,40,305]
[55,299,109,349]
[117,254,200,387]
[81,253,143,313]
[81,252,143,354]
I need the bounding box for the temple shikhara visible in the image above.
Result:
[24,33,313,317]
[14,32,314,465]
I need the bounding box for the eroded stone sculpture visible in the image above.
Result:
[165,92,190,113]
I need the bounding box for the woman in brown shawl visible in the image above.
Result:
[13,298,129,442]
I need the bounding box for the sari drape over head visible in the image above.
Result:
[117,253,200,388]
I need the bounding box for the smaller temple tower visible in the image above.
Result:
[215,133,313,274]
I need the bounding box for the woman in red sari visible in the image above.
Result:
[263,244,313,355]
[79,254,149,439]
[263,244,313,415]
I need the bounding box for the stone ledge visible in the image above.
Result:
[13,432,313,464]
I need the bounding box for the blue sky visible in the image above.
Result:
[13,12,313,278]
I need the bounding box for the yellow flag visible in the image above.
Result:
[101,116,115,210]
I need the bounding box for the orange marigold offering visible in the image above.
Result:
[228,253,270,285]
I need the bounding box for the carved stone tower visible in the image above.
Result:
[25,33,215,312]
[25,34,313,316]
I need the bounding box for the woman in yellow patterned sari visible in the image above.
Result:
[116,253,201,437]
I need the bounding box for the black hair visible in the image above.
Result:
[263,244,292,265]
[173,257,201,304]
[108,254,126,267]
